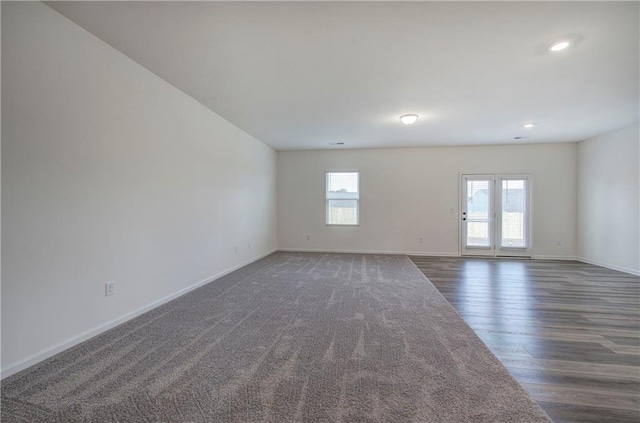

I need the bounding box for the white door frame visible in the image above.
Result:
[495,175,532,257]
[460,174,496,256]
[460,173,533,257]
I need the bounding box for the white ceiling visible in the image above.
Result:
[47,1,639,151]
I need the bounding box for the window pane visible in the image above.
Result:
[327,172,359,225]
[327,172,359,199]
[467,221,490,247]
[501,179,526,248]
[327,199,358,225]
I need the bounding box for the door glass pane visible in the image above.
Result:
[466,180,490,247]
[501,179,526,248]
[467,222,490,246]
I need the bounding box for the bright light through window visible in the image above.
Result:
[326,172,359,225]
[501,179,526,248]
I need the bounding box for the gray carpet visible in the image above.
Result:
[1,252,552,422]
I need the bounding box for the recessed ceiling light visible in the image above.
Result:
[548,40,571,52]
[400,114,419,125]
[523,123,535,129]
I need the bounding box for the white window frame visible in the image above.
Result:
[326,171,360,226]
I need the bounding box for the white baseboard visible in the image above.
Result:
[403,251,460,257]
[6,248,632,379]
[531,255,578,261]
[1,249,277,380]
[576,256,640,276]
[278,248,459,257]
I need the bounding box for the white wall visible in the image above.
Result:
[577,123,640,275]
[278,143,577,258]
[1,2,277,375]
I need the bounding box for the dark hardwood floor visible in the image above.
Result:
[409,256,640,423]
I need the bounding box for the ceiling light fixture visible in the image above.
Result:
[523,123,535,129]
[548,40,571,52]
[400,114,419,125]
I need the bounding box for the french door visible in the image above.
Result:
[460,174,531,257]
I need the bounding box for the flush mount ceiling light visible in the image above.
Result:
[523,123,536,129]
[400,114,419,125]
[548,40,571,52]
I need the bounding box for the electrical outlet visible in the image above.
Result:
[248,242,251,249]
[419,237,424,243]
[306,235,311,241]
[556,240,562,247]
[105,281,115,297]
[234,246,238,253]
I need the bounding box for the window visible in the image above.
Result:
[326,172,359,225]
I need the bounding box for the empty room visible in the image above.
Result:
[2,1,639,422]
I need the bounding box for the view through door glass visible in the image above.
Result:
[500,179,526,248]
[461,174,531,257]
[466,179,491,247]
